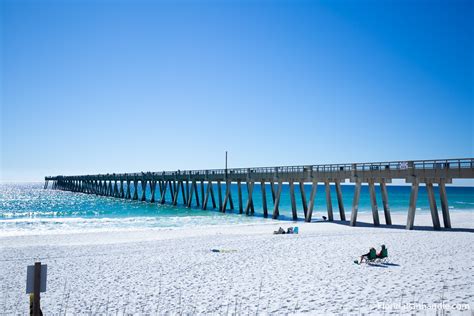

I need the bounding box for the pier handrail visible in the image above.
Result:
[46,158,474,179]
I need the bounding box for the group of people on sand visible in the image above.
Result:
[273,226,298,234]
[358,244,388,264]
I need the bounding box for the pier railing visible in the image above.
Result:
[46,158,474,179]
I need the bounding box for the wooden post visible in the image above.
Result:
[180,181,187,204]
[237,181,243,214]
[120,180,125,198]
[334,180,346,221]
[160,181,168,204]
[426,181,441,230]
[193,180,200,207]
[126,180,131,199]
[299,181,308,218]
[245,181,254,215]
[203,181,211,210]
[33,262,41,316]
[185,180,189,203]
[132,180,138,200]
[368,179,380,226]
[222,180,231,212]
[272,181,283,219]
[150,181,156,203]
[289,181,297,220]
[200,181,205,205]
[208,182,216,208]
[261,181,268,218]
[187,181,194,207]
[439,180,451,228]
[350,181,362,226]
[325,181,334,221]
[406,179,419,230]
[306,180,318,222]
[173,181,180,205]
[270,182,276,203]
[169,181,175,201]
[380,179,392,225]
[141,180,147,201]
[228,182,235,210]
[217,181,223,211]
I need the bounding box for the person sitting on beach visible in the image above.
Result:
[359,247,376,264]
[377,245,388,259]
[287,227,294,234]
[273,227,286,234]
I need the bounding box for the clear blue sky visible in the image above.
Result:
[1,0,473,181]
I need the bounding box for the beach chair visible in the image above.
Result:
[360,248,377,264]
[376,248,388,263]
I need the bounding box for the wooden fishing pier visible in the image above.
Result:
[45,158,474,230]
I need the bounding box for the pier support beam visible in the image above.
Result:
[237,181,243,214]
[306,180,318,222]
[114,181,119,198]
[209,182,217,209]
[185,181,189,203]
[193,180,200,207]
[261,181,268,218]
[272,181,283,219]
[173,181,180,205]
[141,180,147,201]
[150,181,156,202]
[169,181,175,201]
[350,181,362,226]
[217,181,223,211]
[270,182,276,204]
[132,180,138,200]
[200,181,205,206]
[299,181,308,218]
[160,181,168,204]
[126,181,131,199]
[380,179,392,225]
[334,181,346,221]
[368,179,380,226]
[203,181,211,210]
[406,179,419,230]
[426,182,441,230]
[222,181,231,212]
[439,180,451,228]
[325,181,334,221]
[180,181,186,204]
[245,181,254,215]
[289,181,297,220]
[120,181,124,198]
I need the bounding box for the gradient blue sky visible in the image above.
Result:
[1,0,473,182]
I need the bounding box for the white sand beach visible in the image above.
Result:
[1,212,473,315]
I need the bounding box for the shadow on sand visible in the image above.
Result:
[310,219,474,233]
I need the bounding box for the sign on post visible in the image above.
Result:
[26,264,47,294]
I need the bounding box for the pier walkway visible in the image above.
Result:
[45,158,474,230]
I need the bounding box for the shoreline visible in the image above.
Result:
[0,210,472,240]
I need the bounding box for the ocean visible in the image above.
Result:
[1,182,473,236]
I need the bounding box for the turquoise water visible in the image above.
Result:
[1,183,473,236]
